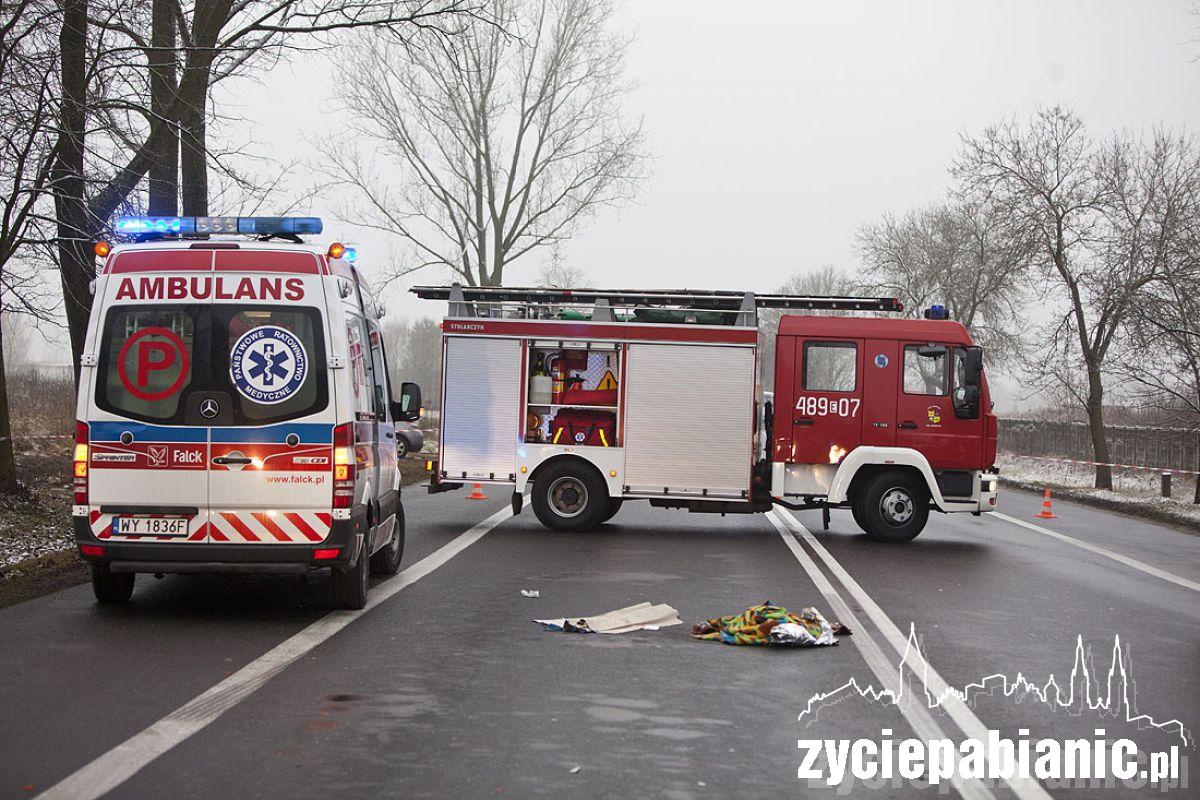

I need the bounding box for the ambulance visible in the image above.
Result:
[417,285,999,541]
[73,216,422,609]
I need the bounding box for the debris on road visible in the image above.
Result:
[569,766,581,774]
[691,602,850,647]
[520,589,540,598]
[535,601,682,634]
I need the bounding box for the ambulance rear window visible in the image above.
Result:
[212,306,327,425]
[96,306,198,422]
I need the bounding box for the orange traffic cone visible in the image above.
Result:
[1035,488,1056,519]
[467,483,488,500]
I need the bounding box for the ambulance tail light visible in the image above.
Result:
[73,420,89,504]
[332,422,355,509]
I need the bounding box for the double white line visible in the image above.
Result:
[766,509,1054,800]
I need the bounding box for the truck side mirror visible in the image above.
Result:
[393,381,422,422]
[962,346,983,386]
[953,346,984,420]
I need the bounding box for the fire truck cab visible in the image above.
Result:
[418,286,998,542]
[73,216,422,608]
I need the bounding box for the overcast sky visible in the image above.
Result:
[34,1,1200,407]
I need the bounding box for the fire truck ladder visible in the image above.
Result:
[410,284,903,326]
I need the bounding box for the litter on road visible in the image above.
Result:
[691,602,850,647]
[535,601,682,634]
[520,589,540,598]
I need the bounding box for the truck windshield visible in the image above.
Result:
[95,304,327,426]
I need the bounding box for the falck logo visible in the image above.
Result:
[229,325,308,405]
[199,399,220,419]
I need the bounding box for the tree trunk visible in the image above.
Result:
[1194,433,1199,505]
[147,0,179,216]
[0,319,16,493]
[179,73,208,216]
[1085,366,1112,490]
[52,0,92,386]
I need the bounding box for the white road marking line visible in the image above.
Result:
[771,510,1055,800]
[766,512,996,800]
[993,512,1200,594]
[38,504,515,800]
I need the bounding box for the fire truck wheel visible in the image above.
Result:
[856,471,929,542]
[532,461,609,532]
[91,563,135,604]
[331,536,370,609]
[370,506,405,576]
[600,498,623,523]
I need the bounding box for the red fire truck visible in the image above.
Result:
[415,285,998,542]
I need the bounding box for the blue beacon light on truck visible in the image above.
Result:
[923,304,949,320]
[113,216,324,236]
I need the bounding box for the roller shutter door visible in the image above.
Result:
[623,343,755,498]
[440,336,520,481]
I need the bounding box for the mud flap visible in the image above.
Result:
[822,506,830,531]
[511,491,523,516]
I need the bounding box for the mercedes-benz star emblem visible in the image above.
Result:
[200,399,219,419]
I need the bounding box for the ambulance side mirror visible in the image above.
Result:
[394,382,422,423]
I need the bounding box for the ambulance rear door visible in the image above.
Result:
[205,251,337,545]
[88,250,211,543]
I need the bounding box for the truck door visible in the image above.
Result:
[89,303,210,542]
[206,285,337,545]
[860,339,898,447]
[895,343,980,469]
[789,338,863,465]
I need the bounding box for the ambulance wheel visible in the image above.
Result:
[532,461,608,532]
[600,498,623,523]
[370,506,405,576]
[91,563,134,604]
[855,471,928,543]
[331,537,370,609]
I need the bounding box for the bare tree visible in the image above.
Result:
[0,0,60,492]
[49,0,486,380]
[955,106,1187,490]
[318,0,647,287]
[536,244,588,288]
[856,198,1033,364]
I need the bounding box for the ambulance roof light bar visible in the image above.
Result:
[410,284,904,313]
[113,216,323,239]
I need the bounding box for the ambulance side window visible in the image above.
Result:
[803,342,856,392]
[96,306,198,423]
[903,345,949,396]
[346,313,374,419]
[368,322,389,420]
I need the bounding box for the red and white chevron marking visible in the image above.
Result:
[208,511,332,543]
[88,509,331,543]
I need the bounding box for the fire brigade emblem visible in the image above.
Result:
[229,325,308,405]
[926,405,942,425]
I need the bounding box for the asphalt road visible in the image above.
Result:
[1,485,1197,799]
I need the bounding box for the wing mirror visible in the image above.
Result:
[391,381,423,423]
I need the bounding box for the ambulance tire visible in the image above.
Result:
[855,471,929,543]
[600,498,623,523]
[532,461,608,532]
[370,506,405,575]
[331,535,370,609]
[91,563,134,604]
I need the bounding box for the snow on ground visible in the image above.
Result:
[998,453,1200,529]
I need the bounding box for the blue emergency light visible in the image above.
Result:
[113,216,324,237]
[923,304,950,320]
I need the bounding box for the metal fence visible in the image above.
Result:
[999,418,1199,473]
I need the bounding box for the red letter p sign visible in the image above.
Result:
[117,327,190,402]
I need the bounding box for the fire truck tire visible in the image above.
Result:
[91,563,134,604]
[600,498,623,523]
[531,461,609,532]
[855,471,929,542]
[370,506,405,575]
[331,535,370,609]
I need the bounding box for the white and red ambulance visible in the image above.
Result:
[73,216,421,609]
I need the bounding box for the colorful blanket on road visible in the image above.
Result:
[690,602,847,646]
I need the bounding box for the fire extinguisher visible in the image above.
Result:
[548,354,564,403]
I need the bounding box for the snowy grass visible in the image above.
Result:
[998,453,1200,530]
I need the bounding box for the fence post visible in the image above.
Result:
[1161,472,1171,499]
